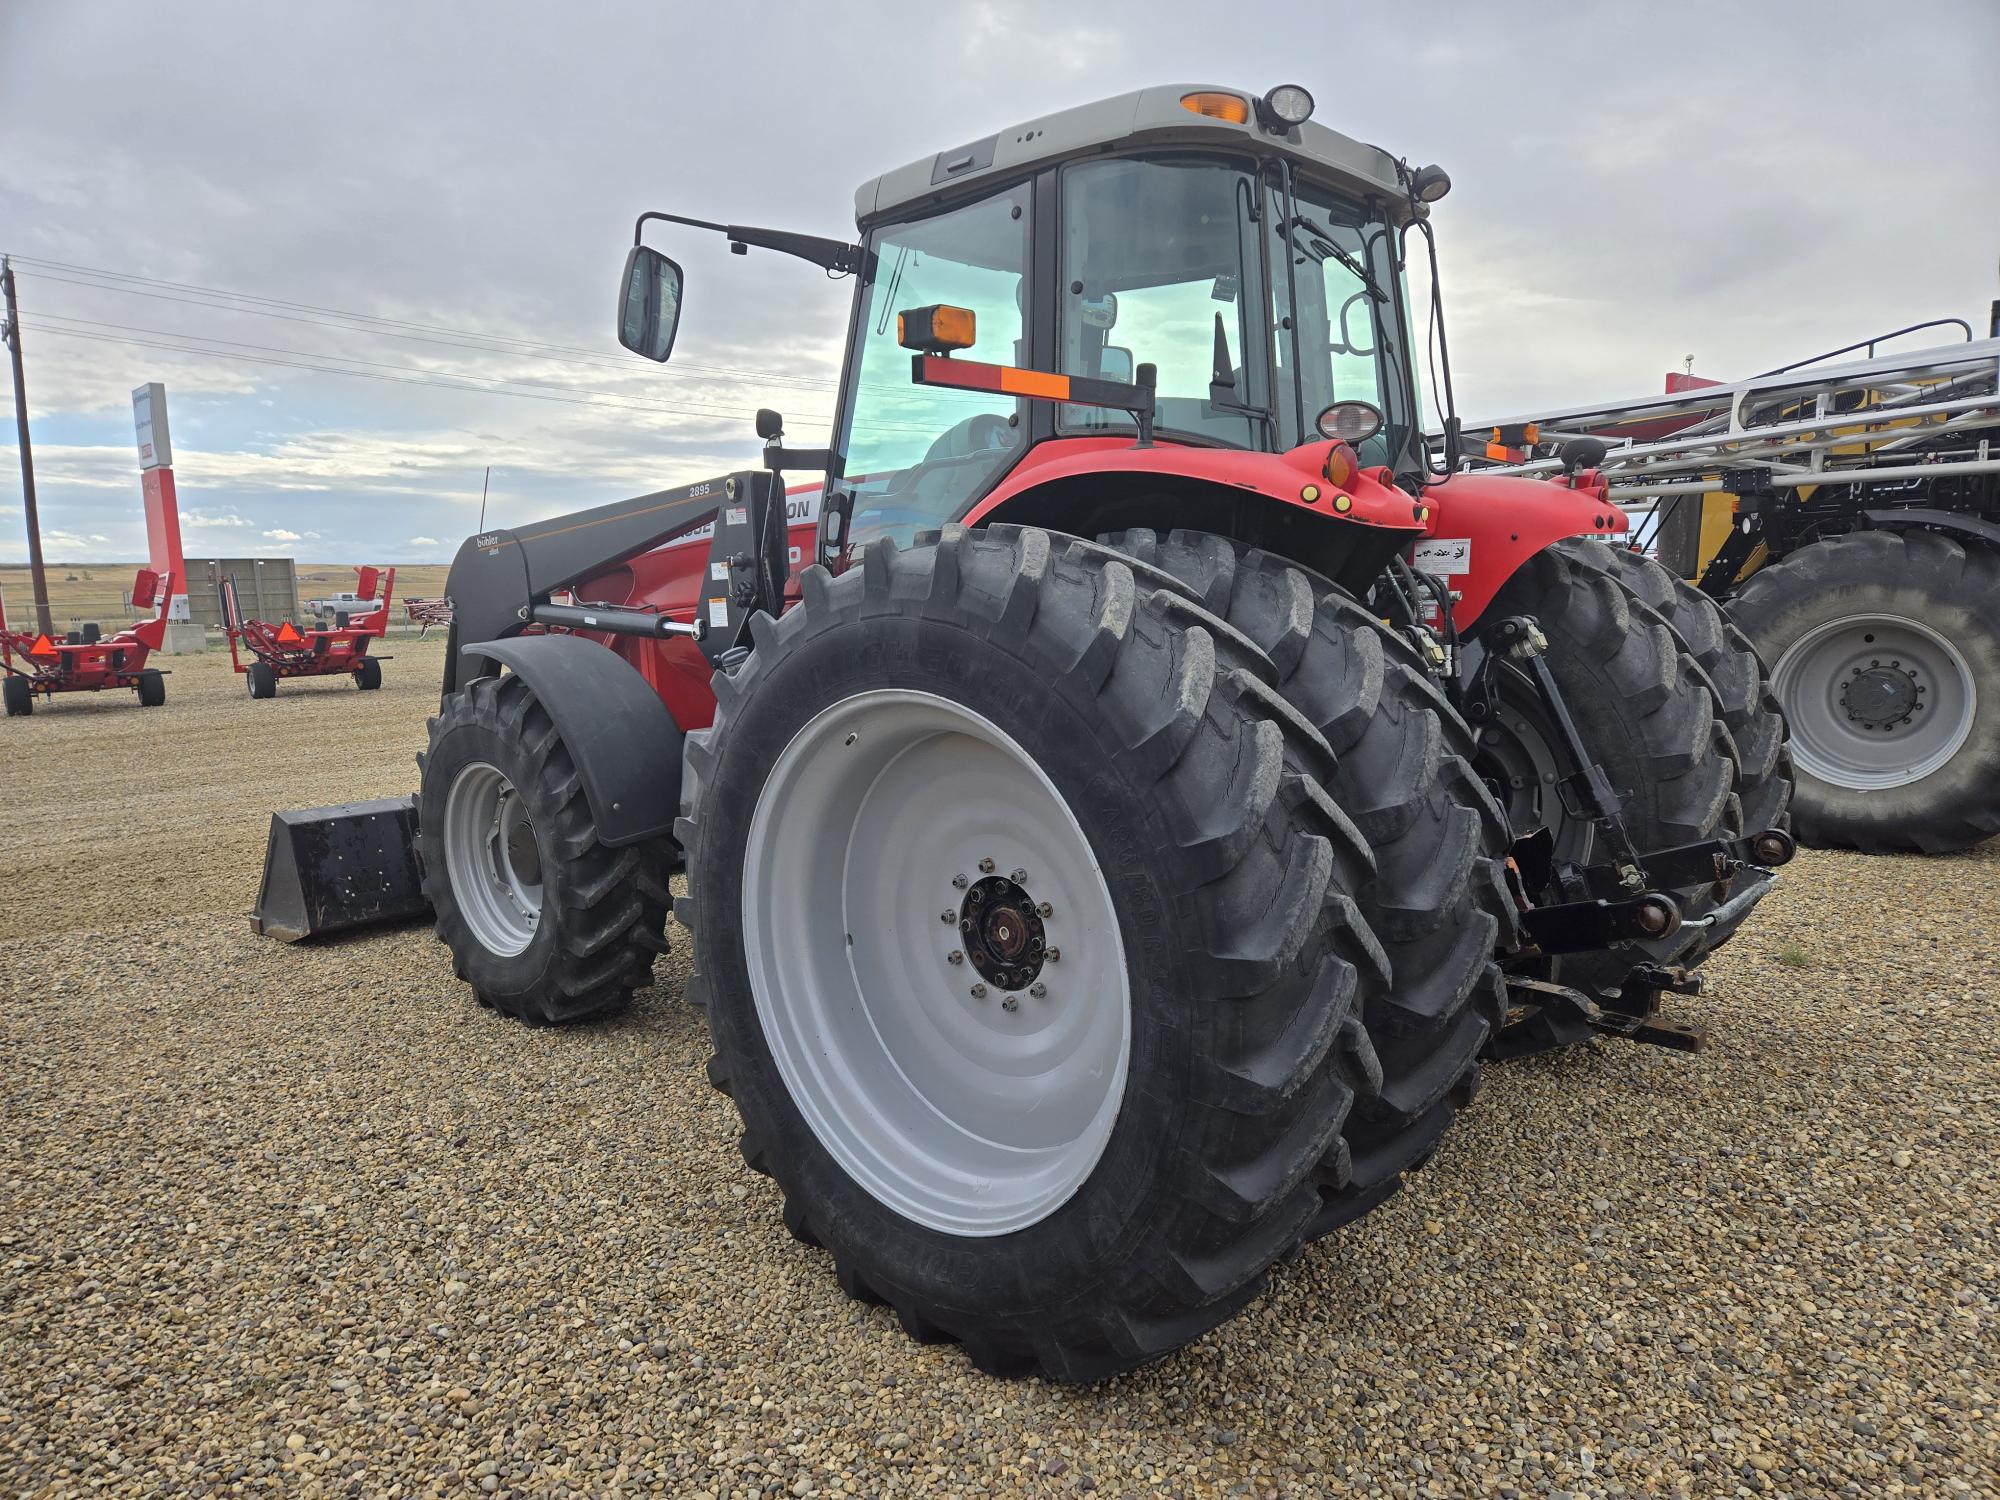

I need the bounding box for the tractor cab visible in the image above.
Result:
[619,84,1453,561]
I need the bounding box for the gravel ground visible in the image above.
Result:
[2,643,1995,1497]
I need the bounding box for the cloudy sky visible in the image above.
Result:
[3,0,1997,564]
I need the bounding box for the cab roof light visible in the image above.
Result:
[1180,91,1250,124]
[1259,84,1315,129]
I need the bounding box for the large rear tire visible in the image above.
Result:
[1728,530,2000,853]
[1479,538,1739,998]
[678,526,1388,1382]
[1599,545,1792,963]
[418,672,671,1024]
[1100,529,1513,1236]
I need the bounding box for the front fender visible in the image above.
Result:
[459,633,683,848]
[1420,471,1628,627]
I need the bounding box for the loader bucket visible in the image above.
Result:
[253,795,430,942]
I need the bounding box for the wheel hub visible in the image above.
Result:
[959,874,1047,991]
[1841,663,1919,729]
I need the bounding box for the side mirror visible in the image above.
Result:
[1100,345,1134,384]
[618,245,684,362]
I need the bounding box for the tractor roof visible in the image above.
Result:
[854,84,1413,228]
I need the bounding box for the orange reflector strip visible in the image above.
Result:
[996,367,1070,400]
[1181,91,1250,123]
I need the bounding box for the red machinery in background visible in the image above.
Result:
[1,568,173,716]
[222,566,394,698]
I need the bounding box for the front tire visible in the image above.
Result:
[136,668,166,708]
[1729,530,2000,853]
[418,672,670,1024]
[248,661,277,699]
[355,656,382,691]
[3,676,31,717]
[679,527,1387,1382]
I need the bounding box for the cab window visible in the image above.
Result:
[1057,156,1268,447]
[838,189,1030,550]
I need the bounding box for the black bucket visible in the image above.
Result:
[254,795,430,942]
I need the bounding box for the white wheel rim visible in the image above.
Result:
[443,761,543,956]
[1771,614,1977,790]
[741,689,1130,1237]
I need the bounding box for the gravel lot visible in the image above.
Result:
[3,642,1995,1497]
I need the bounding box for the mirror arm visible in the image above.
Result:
[634,210,863,276]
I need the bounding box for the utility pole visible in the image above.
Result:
[478,465,491,530]
[1,256,54,635]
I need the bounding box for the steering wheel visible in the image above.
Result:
[924,412,1016,465]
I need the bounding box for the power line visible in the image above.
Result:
[24,323,807,423]
[7,255,843,393]
[26,311,837,424]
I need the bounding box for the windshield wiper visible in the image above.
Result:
[1288,214,1389,303]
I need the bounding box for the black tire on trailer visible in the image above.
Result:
[1728,529,2000,853]
[248,661,278,699]
[136,668,166,708]
[65,631,82,645]
[417,672,671,1025]
[678,525,1388,1382]
[1599,544,1793,963]
[1100,528,1514,1236]
[3,675,31,717]
[81,622,101,644]
[335,611,351,629]
[1479,537,1739,998]
[355,656,382,690]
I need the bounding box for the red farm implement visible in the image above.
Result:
[222,566,394,698]
[1,568,173,716]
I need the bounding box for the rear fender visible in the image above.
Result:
[1419,470,1629,628]
[459,633,683,848]
[962,437,1425,595]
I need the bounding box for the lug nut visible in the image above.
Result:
[952,873,969,890]
[1010,867,1028,885]
[947,950,964,965]
[970,982,987,998]
[1029,981,1047,999]
[1045,947,1060,963]
[1001,995,1018,1012]
[940,910,955,924]
[978,857,995,874]
[1037,901,1053,918]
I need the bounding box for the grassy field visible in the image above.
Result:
[0,561,453,633]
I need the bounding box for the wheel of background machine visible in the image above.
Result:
[248,661,278,699]
[678,525,1387,1382]
[136,668,166,707]
[1728,530,2000,853]
[80,622,101,644]
[1478,537,1739,1001]
[417,672,670,1024]
[1599,545,1793,963]
[355,656,382,690]
[1101,528,1513,1237]
[3,676,31,717]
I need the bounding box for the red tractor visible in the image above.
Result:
[1,568,173,715]
[272,84,1793,1380]
[221,566,394,697]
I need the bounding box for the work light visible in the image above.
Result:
[1261,84,1315,128]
